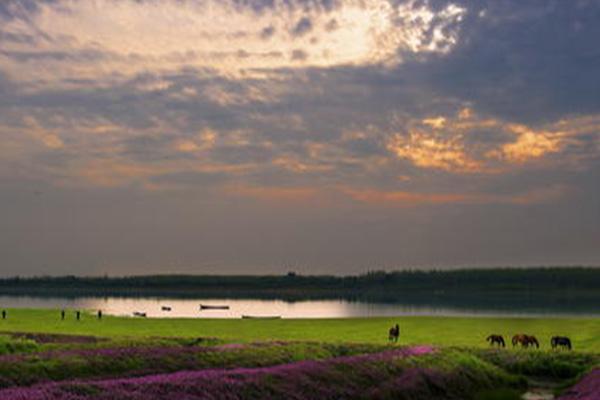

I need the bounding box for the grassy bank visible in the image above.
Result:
[0,310,598,399]
[0,309,599,351]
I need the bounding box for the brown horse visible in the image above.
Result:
[388,324,399,343]
[486,334,505,348]
[512,334,539,349]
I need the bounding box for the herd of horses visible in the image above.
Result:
[388,325,572,350]
[486,334,572,350]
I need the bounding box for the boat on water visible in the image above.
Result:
[241,315,281,320]
[199,304,230,310]
[161,306,172,311]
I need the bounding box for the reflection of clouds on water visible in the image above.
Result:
[0,296,598,319]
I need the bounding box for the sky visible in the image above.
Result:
[0,0,599,276]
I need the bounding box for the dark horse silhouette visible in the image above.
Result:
[388,324,400,343]
[486,334,505,347]
[512,334,539,348]
[551,336,572,350]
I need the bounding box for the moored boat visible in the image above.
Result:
[241,315,281,319]
[200,304,230,310]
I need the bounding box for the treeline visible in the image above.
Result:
[0,267,598,300]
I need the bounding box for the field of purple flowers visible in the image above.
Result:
[557,369,600,400]
[0,333,597,400]
[0,345,523,400]
[0,340,386,388]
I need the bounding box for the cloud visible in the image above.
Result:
[488,124,563,163]
[388,131,481,173]
[0,0,467,85]
[1,0,600,273]
[0,70,13,95]
[411,0,600,124]
[40,133,63,149]
[290,49,309,61]
[342,184,569,207]
[324,18,338,32]
[291,16,313,37]
[260,25,276,40]
[173,129,217,153]
[385,108,598,173]
[0,1,599,197]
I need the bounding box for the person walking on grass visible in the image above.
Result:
[61,309,65,320]
[1,310,5,320]
[76,310,80,321]
[97,310,102,320]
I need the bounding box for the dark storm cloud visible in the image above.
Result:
[406,0,600,123]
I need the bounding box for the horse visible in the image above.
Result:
[551,336,572,350]
[486,334,505,348]
[388,324,400,343]
[512,334,539,349]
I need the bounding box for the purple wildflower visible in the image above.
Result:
[557,369,600,400]
[0,346,435,400]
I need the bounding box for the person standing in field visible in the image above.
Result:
[76,310,80,321]
[1,310,5,320]
[61,309,65,320]
[97,310,102,320]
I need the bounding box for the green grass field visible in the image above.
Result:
[1,309,599,352]
[0,309,598,399]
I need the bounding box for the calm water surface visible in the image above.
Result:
[0,296,598,319]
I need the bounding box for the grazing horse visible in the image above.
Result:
[486,334,505,348]
[551,336,572,350]
[512,334,539,349]
[388,324,400,343]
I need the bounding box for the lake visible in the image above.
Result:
[0,295,598,319]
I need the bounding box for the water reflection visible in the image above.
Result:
[0,296,598,319]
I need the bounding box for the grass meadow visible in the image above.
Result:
[0,309,599,351]
[0,309,598,399]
